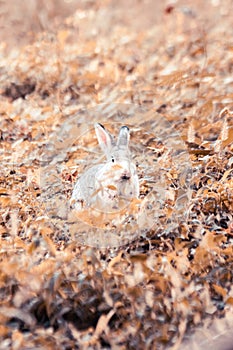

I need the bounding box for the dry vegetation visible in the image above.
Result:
[0,0,233,349]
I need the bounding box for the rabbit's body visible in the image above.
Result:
[71,123,139,212]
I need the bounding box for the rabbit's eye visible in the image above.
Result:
[111,157,115,163]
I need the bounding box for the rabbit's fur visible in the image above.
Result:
[71,123,139,211]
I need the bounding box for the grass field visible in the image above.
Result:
[0,1,233,349]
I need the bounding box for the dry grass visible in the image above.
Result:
[0,0,233,349]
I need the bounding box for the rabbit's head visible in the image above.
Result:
[94,123,139,210]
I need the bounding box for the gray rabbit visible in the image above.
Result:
[71,123,139,211]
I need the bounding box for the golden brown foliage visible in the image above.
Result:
[0,0,233,349]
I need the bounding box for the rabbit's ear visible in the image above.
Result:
[95,123,114,155]
[117,126,130,148]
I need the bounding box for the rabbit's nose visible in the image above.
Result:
[121,172,130,180]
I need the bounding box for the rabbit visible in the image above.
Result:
[70,123,140,212]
